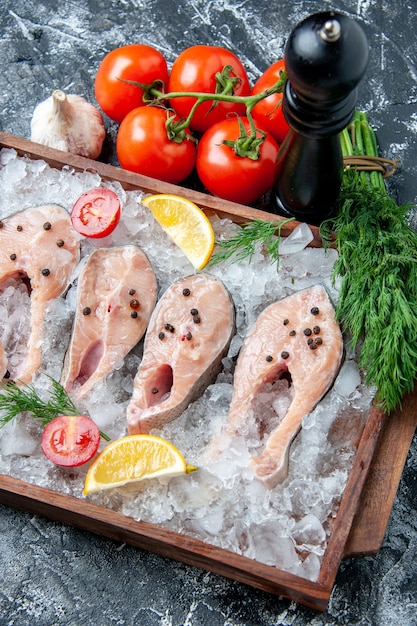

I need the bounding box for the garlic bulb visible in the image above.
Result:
[30,89,106,159]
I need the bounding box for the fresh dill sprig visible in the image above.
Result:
[321,110,417,413]
[0,376,110,440]
[0,377,77,428]
[208,217,295,268]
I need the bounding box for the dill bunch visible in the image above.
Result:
[321,111,417,413]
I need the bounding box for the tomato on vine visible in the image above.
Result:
[196,116,279,204]
[251,60,290,144]
[116,106,197,184]
[167,45,251,133]
[94,44,169,124]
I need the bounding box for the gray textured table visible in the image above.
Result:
[0,1,416,624]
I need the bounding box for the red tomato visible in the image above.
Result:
[41,415,100,467]
[71,188,121,238]
[116,106,197,184]
[168,45,251,133]
[94,44,169,124]
[196,117,279,204]
[251,60,290,144]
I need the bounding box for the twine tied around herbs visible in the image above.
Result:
[343,155,400,179]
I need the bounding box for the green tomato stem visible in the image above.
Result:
[122,70,286,158]
[160,78,284,157]
[150,76,284,118]
[159,73,285,154]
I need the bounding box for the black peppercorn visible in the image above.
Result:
[190,308,198,316]
[283,318,289,325]
[186,332,192,341]
[182,288,191,296]
[193,315,201,324]
[10,253,17,261]
[289,330,296,336]
[43,222,52,230]
[281,351,290,359]
[311,307,320,315]
[131,311,138,319]
[303,328,312,336]
[41,268,50,276]
[315,337,323,345]
[309,343,318,350]
[266,355,273,362]
[313,326,320,334]
[165,323,175,332]
[129,289,136,295]
[158,332,165,340]
[83,307,91,315]
[307,338,313,345]
[151,388,159,394]
[17,225,23,232]
[56,239,65,247]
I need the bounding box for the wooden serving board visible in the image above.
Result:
[0,133,416,611]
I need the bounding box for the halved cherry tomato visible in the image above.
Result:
[168,45,251,133]
[94,44,169,124]
[196,117,279,204]
[71,188,121,238]
[116,106,197,184]
[251,60,290,145]
[41,415,101,467]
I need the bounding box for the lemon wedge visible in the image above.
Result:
[142,193,215,270]
[83,434,197,495]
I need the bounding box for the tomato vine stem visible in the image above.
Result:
[123,69,287,158]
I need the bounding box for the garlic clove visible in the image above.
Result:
[30,89,106,160]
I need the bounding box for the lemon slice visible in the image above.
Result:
[142,193,215,270]
[84,434,197,495]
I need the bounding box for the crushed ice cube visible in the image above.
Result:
[292,513,327,554]
[334,359,362,398]
[0,417,39,456]
[279,222,314,254]
[245,520,297,569]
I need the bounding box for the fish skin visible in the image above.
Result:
[0,204,80,383]
[209,284,343,488]
[61,245,157,400]
[0,340,7,379]
[127,273,235,434]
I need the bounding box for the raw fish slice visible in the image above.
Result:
[61,245,157,399]
[127,273,235,434]
[209,284,343,488]
[0,205,80,383]
[0,340,8,379]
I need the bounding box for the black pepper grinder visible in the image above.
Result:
[271,11,369,225]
